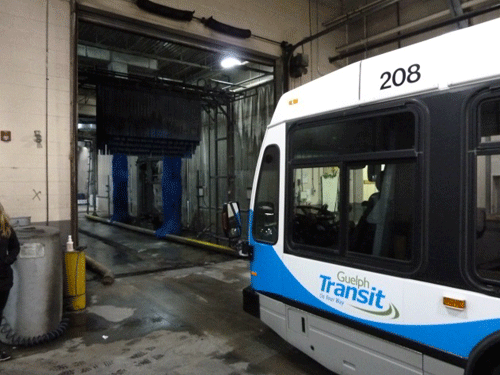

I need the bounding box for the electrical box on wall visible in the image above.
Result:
[1,131,11,142]
[290,53,309,78]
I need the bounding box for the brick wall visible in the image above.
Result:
[0,0,71,225]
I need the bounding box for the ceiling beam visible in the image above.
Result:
[78,41,213,70]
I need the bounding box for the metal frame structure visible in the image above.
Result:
[74,8,276,243]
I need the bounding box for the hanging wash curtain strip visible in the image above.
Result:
[136,0,194,21]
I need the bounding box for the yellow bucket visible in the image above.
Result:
[64,250,86,311]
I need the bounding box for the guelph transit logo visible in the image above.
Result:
[319,272,400,319]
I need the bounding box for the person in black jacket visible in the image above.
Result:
[0,203,20,362]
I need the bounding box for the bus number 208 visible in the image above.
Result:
[380,64,421,90]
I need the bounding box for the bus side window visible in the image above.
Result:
[252,145,280,244]
[475,98,500,281]
[348,162,415,260]
[288,109,417,265]
[292,166,340,249]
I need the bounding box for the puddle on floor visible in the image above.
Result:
[87,305,135,323]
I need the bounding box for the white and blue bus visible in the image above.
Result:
[224,17,500,375]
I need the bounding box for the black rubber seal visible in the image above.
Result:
[137,0,194,21]
[201,17,251,39]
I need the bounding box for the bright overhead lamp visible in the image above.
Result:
[221,57,242,69]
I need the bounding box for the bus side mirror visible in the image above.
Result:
[222,201,242,239]
[477,208,486,239]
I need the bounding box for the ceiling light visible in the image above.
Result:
[221,57,242,69]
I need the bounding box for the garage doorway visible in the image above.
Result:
[75,14,276,248]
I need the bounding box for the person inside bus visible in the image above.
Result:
[351,194,378,254]
[351,169,385,255]
[0,202,20,362]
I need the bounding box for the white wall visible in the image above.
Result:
[0,0,71,225]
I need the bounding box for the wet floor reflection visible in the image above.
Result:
[78,216,234,277]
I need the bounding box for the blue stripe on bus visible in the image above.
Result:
[249,239,500,358]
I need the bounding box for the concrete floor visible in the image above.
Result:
[3,218,334,375]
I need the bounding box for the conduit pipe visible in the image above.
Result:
[292,0,402,52]
[335,0,495,53]
[329,2,500,63]
[321,0,402,28]
[85,215,237,257]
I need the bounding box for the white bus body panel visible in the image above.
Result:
[270,62,361,127]
[259,293,464,375]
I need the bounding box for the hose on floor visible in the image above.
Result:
[0,315,69,347]
[85,254,115,285]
